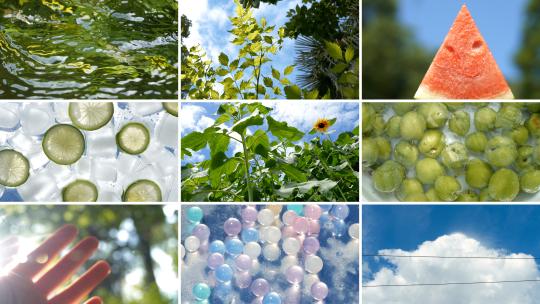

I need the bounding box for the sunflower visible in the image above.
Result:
[314,118,331,132]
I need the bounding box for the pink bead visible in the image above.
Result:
[235,271,252,288]
[192,224,210,240]
[285,265,304,284]
[242,206,258,223]
[311,282,329,300]
[293,217,308,234]
[304,205,322,220]
[303,237,320,255]
[307,220,320,236]
[235,254,252,272]
[282,210,297,226]
[250,278,270,297]
[282,225,296,238]
[207,253,224,270]
[224,218,242,236]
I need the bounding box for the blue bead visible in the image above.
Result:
[320,204,333,212]
[225,238,244,255]
[241,228,259,243]
[215,264,234,282]
[192,283,211,300]
[214,282,232,299]
[262,292,282,304]
[287,204,304,216]
[332,219,348,237]
[187,206,204,223]
[330,205,350,220]
[209,240,226,254]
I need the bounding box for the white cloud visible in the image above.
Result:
[180,104,215,133]
[363,233,540,304]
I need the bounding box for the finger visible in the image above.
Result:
[48,261,110,304]
[12,225,78,280]
[35,237,99,297]
[83,297,103,304]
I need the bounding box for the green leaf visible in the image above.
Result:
[182,131,208,152]
[276,179,337,197]
[352,125,359,136]
[284,85,301,99]
[263,77,273,87]
[218,53,229,66]
[247,31,259,41]
[325,41,343,61]
[267,116,304,141]
[271,67,281,80]
[216,68,228,76]
[331,63,348,74]
[263,36,273,44]
[328,118,337,127]
[230,59,240,71]
[209,152,241,188]
[208,133,230,156]
[304,89,319,99]
[279,163,307,182]
[232,110,264,134]
[345,46,355,63]
[234,70,244,81]
[214,113,231,126]
[284,65,294,75]
[247,129,270,157]
[261,17,267,28]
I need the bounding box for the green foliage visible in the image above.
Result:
[515,0,540,98]
[181,102,359,202]
[181,45,220,99]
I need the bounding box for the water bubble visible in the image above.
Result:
[262,292,282,304]
[250,278,270,297]
[184,236,200,252]
[311,282,329,300]
[224,218,242,236]
[215,264,233,282]
[285,265,304,284]
[193,283,211,300]
[187,207,203,223]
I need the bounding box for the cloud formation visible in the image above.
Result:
[363,233,540,304]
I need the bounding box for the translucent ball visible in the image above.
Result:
[235,270,252,288]
[192,224,210,241]
[282,226,296,238]
[250,278,270,297]
[266,226,282,244]
[320,205,332,212]
[307,220,320,236]
[303,237,320,255]
[184,236,200,252]
[216,264,234,282]
[263,292,282,304]
[287,204,304,215]
[267,205,283,215]
[241,227,260,243]
[285,286,301,304]
[209,240,226,254]
[224,218,242,236]
[282,210,298,226]
[348,223,360,239]
[225,238,244,256]
[259,226,270,242]
[304,205,322,220]
[241,206,258,223]
[280,255,299,274]
[332,219,348,237]
[214,282,232,299]
[263,244,281,261]
[244,242,262,259]
[293,217,309,234]
[180,244,185,259]
[282,237,301,255]
[311,282,329,300]
[193,283,211,300]
[285,265,304,284]
[258,209,275,226]
[207,252,225,270]
[330,205,350,220]
[235,254,252,272]
[187,206,204,223]
[304,255,323,273]
[303,274,320,291]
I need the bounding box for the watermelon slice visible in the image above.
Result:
[415,5,514,99]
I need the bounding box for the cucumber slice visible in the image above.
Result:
[163,102,178,117]
[62,179,98,202]
[69,102,114,131]
[116,122,150,155]
[0,149,30,187]
[123,179,162,202]
[42,124,85,165]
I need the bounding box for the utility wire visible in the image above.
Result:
[363,279,540,288]
[363,254,540,260]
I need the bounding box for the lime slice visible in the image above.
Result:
[116,122,150,155]
[62,179,98,202]
[0,149,30,187]
[163,102,178,117]
[42,124,85,165]
[69,102,114,131]
[122,179,162,202]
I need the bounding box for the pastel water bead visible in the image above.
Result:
[330,205,350,220]
[224,217,242,236]
[311,282,329,300]
[282,237,301,255]
[287,204,304,216]
[193,283,211,300]
[304,255,323,274]
[225,238,244,256]
[257,208,275,226]
[282,225,297,238]
[262,243,281,261]
[303,237,320,255]
[244,241,262,259]
[304,205,322,220]
[307,219,321,236]
[187,206,204,223]
[184,235,201,252]
[216,264,234,282]
[209,240,226,254]
[207,252,225,270]
[192,223,210,241]
[285,265,304,284]
[213,281,232,299]
[280,255,299,274]
[180,244,185,260]
[250,278,270,297]
[267,204,283,216]
[319,205,333,212]
[235,254,252,272]
[241,227,260,243]
[261,226,281,244]
[235,270,252,288]
[282,210,298,226]
[242,206,258,223]
[293,216,309,234]
[262,292,282,304]
[348,223,360,239]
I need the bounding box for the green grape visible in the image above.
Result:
[478,188,491,201]
[488,168,520,201]
[520,169,540,193]
[457,190,479,202]
[372,160,406,193]
[526,113,540,138]
[392,103,416,115]
[465,132,488,153]
[374,137,392,162]
[485,136,517,167]
[448,110,470,136]
[362,138,378,167]
[526,103,540,113]
[386,116,402,138]
[516,145,534,170]
[465,159,493,189]
[418,130,445,158]
[415,158,445,185]
[396,178,424,201]
[533,144,540,166]
[372,114,386,136]
[444,102,465,111]
[425,187,441,202]
[394,141,419,168]
[441,142,468,170]
[362,104,375,134]
[474,106,496,131]
[471,102,489,108]
[418,103,449,128]
[434,175,461,201]
[403,193,429,202]
[400,111,426,141]
[495,105,522,130]
[504,126,529,145]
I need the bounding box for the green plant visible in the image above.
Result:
[181,102,359,201]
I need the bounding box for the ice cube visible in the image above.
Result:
[155,112,178,149]
[20,105,54,136]
[27,150,50,171]
[17,171,60,202]
[86,125,117,158]
[7,130,38,152]
[0,103,20,129]
[164,173,178,202]
[117,152,141,175]
[73,156,92,178]
[91,158,117,182]
[121,164,163,190]
[129,102,163,116]
[41,162,75,188]
[53,102,71,123]
[148,149,177,176]
[98,190,121,202]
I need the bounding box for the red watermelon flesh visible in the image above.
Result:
[415,5,514,99]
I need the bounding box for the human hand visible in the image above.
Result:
[0,224,110,304]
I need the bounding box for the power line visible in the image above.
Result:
[363,254,540,260]
[363,279,540,288]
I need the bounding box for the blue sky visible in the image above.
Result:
[181,102,359,164]
[399,0,527,81]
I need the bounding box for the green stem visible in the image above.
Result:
[240,133,254,202]
[316,150,348,202]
